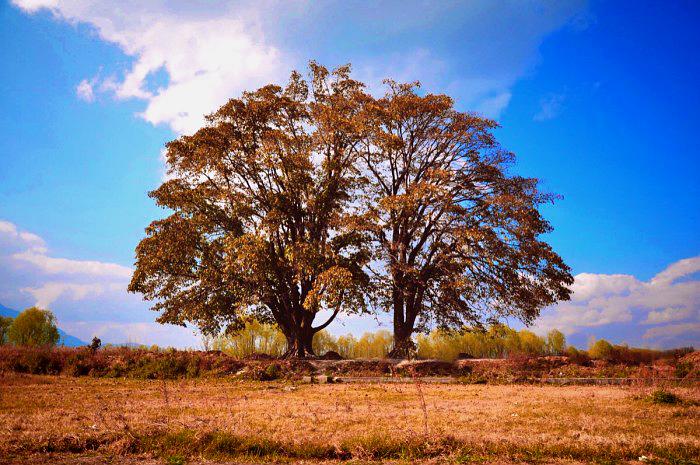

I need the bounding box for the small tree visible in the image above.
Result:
[518,329,546,356]
[211,318,287,357]
[312,329,339,355]
[589,338,614,360]
[0,316,13,344]
[545,329,566,355]
[7,307,60,347]
[89,336,102,352]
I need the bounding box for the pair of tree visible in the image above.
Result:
[129,63,573,358]
[1,307,60,347]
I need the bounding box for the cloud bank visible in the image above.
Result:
[535,256,700,347]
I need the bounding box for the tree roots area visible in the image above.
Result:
[1,374,699,465]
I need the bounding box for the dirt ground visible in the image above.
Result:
[1,374,698,464]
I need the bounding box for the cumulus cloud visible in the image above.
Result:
[0,220,131,307]
[644,307,693,324]
[535,256,700,346]
[13,0,287,135]
[12,250,132,278]
[0,219,47,253]
[13,0,587,133]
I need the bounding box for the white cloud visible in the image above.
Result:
[0,220,132,306]
[644,307,693,325]
[535,256,700,346]
[534,93,565,121]
[11,250,132,278]
[20,282,119,308]
[13,0,287,135]
[0,220,169,343]
[13,0,587,133]
[76,78,95,102]
[0,219,205,346]
[60,321,201,348]
[476,92,513,119]
[650,256,700,285]
[0,219,47,253]
[643,323,700,342]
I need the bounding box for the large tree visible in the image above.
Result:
[356,81,573,357]
[129,64,371,357]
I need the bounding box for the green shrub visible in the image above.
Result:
[649,389,680,404]
[674,361,693,379]
[566,346,591,365]
[261,363,281,380]
[166,455,186,465]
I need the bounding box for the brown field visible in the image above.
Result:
[0,374,698,465]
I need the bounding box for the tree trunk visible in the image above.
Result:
[282,328,315,358]
[388,324,415,359]
[387,277,416,359]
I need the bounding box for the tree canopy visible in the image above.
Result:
[130,62,572,358]
[7,307,60,347]
[129,63,371,357]
[354,81,573,356]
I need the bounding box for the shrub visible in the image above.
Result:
[16,347,62,374]
[675,361,693,379]
[566,346,591,366]
[649,389,680,404]
[64,350,93,377]
[89,337,101,352]
[261,363,282,380]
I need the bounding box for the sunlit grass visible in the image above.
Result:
[1,374,698,463]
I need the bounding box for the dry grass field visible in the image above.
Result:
[1,374,698,464]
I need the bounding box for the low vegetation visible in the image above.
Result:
[0,343,697,385]
[1,375,698,464]
[202,319,695,365]
[649,389,681,405]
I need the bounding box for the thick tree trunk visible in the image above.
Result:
[387,278,418,359]
[388,324,415,359]
[282,327,315,358]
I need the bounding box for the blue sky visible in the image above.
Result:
[0,0,698,348]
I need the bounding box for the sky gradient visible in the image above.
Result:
[1,0,698,349]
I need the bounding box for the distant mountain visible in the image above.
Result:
[108,342,146,348]
[0,303,87,347]
[0,303,19,318]
[57,329,86,347]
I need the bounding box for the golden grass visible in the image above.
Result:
[1,374,698,464]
